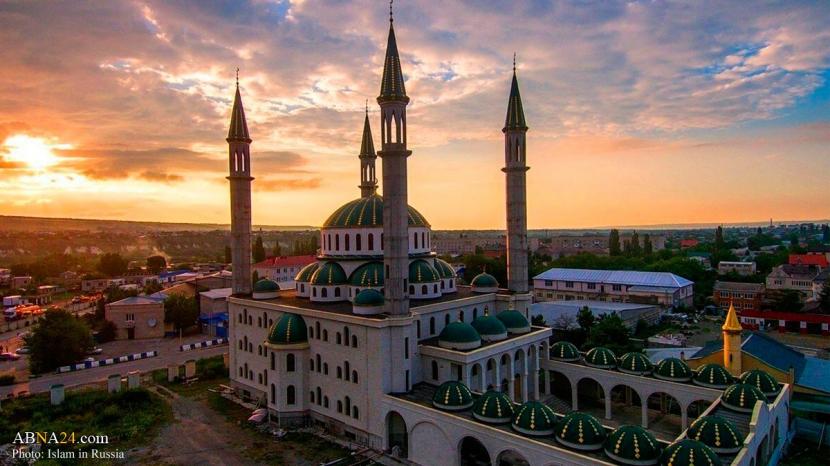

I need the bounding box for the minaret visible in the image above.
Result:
[359,102,378,197]
[227,72,253,295]
[722,302,743,376]
[377,3,411,316]
[502,55,530,293]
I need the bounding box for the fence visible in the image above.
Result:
[180,338,228,351]
[57,351,158,373]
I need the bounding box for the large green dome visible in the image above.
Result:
[354,288,384,306]
[654,358,693,382]
[294,262,319,282]
[686,415,744,454]
[310,261,348,286]
[659,439,721,466]
[496,310,531,334]
[471,313,508,341]
[554,412,606,451]
[618,352,653,376]
[693,364,733,389]
[433,258,455,279]
[432,381,474,411]
[470,272,499,291]
[350,261,383,286]
[584,347,617,369]
[438,321,481,350]
[721,383,767,413]
[511,401,557,436]
[550,341,581,362]
[323,194,430,228]
[604,425,661,466]
[266,313,308,347]
[740,369,779,396]
[409,259,440,283]
[254,278,279,292]
[472,390,514,424]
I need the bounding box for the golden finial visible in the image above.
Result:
[389,0,394,23]
[235,67,239,88]
[365,98,369,115]
[513,52,517,72]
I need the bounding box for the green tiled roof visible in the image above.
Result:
[310,261,348,286]
[740,369,780,396]
[694,364,733,389]
[253,278,279,293]
[439,321,481,344]
[604,425,662,466]
[512,401,557,436]
[267,313,308,346]
[585,347,617,369]
[686,415,744,454]
[378,23,408,103]
[472,390,514,424]
[433,258,455,279]
[432,381,473,411]
[554,412,606,451]
[721,383,767,413]
[350,261,384,286]
[295,262,319,282]
[496,310,530,333]
[322,194,429,228]
[470,272,499,289]
[471,313,508,337]
[550,341,581,362]
[654,357,693,382]
[409,259,440,283]
[618,352,653,375]
[659,439,721,466]
[353,288,384,306]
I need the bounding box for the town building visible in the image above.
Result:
[530,300,662,330]
[0,268,10,286]
[104,296,165,340]
[813,269,829,300]
[718,261,757,276]
[542,234,666,258]
[713,281,764,311]
[432,234,506,256]
[679,239,699,249]
[532,268,694,308]
[223,9,786,465]
[788,253,828,269]
[766,264,819,300]
[252,255,317,284]
[10,275,32,289]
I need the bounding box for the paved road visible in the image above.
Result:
[0,342,228,398]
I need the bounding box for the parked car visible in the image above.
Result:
[14,347,30,355]
[0,352,21,361]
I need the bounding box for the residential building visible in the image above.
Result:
[530,300,662,330]
[104,296,164,340]
[717,261,757,276]
[542,234,666,258]
[10,276,32,289]
[252,255,317,284]
[713,281,764,311]
[788,253,828,269]
[679,239,699,249]
[532,268,694,307]
[0,268,10,286]
[766,264,819,299]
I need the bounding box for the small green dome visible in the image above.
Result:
[496,310,531,333]
[654,358,693,382]
[310,261,348,285]
[693,364,734,389]
[511,401,557,436]
[350,261,383,286]
[470,272,499,290]
[687,416,745,454]
[294,262,319,282]
[266,313,308,347]
[253,278,279,292]
[550,341,581,362]
[438,321,481,350]
[322,194,430,228]
[433,258,455,279]
[618,352,654,375]
[409,259,440,283]
[585,347,617,369]
[659,440,721,466]
[554,412,606,451]
[471,313,508,340]
[604,425,662,466]
[432,381,474,411]
[472,390,514,424]
[721,383,767,413]
[354,289,384,306]
[740,369,780,396]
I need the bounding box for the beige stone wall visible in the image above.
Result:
[105,302,165,340]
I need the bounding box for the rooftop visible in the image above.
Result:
[534,268,693,288]
[714,281,765,291]
[253,255,317,268]
[419,326,549,353]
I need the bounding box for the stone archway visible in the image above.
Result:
[386,411,408,458]
[410,421,452,465]
[646,392,683,437]
[610,384,642,424]
[687,399,710,423]
[577,377,606,418]
[497,449,530,466]
[459,436,491,466]
[547,370,573,410]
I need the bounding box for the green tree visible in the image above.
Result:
[817,276,830,313]
[765,289,803,313]
[577,306,595,331]
[252,270,260,284]
[643,234,653,256]
[823,224,829,243]
[715,226,725,251]
[623,240,631,256]
[146,255,166,274]
[97,253,128,278]
[609,229,621,256]
[26,309,94,373]
[96,320,118,343]
[585,313,633,354]
[164,294,199,332]
[224,245,232,264]
[142,281,163,295]
[272,241,282,257]
[253,236,266,263]
[630,231,642,256]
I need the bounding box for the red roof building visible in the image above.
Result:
[788,254,828,268]
[679,239,699,249]
[253,255,317,283]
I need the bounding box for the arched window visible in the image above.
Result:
[345,396,351,414]
[381,233,384,250]
[334,287,341,297]
[336,332,342,344]
[315,321,321,339]
[421,232,425,249]
[312,287,317,297]
[434,284,438,293]
[300,284,305,292]
[409,285,415,294]
[352,406,359,419]
[321,288,328,298]
[473,308,478,319]
[308,326,314,339]
[356,234,362,251]
[345,234,350,251]
[414,232,419,249]
[270,384,276,404]
[286,385,295,405]
[460,310,465,322]
[337,400,343,413]
[238,313,242,323]
[316,354,321,372]
[430,317,435,335]
[421,285,427,295]
[368,233,374,250]
[270,352,275,370]
[445,314,450,325]
[417,321,421,338]
[238,340,243,350]
[450,279,454,287]
[324,396,329,408]
[286,353,296,372]
[310,391,315,404]
[323,363,329,375]
[323,329,328,341]
[316,387,322,405]
[337,367,343,379]
[335,234,340,250]
[344,326,350,344]
[344,361,350,375]
[431,360,438,380]
[310,358,315,371]
[352,370,358,383]
[351,335,358,348]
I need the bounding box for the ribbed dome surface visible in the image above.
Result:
[409,259,440,283]
[471,314,508,340]
[554,412,606,451]
[349,262,383,286]
[496,310,531,333]
[740,369,780,396]
[253,278,279,292]
[550,341,581,362]
[585,347,617,369]
[604,425,661,466]
[310,261,348,286]
[438,321,481,350]
[472,390,514,424]
[294,262,319,282]
[432,381,473,411]
[322,194,429,228]
[721,383,767,413]
[687,415,745,454]
[433,258,455,279]
[470,272,499,288]
[267,313,308,346]
[511,401,557,436]
[654,358,692,382]
[618,352,653,375]
[353,289,384,306]
[693,364,733,389]
[659,439,721,466]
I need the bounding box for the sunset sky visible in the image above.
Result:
[0,1,828,229]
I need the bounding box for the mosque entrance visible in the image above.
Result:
[386,411,408,458]
[459,436,491,466]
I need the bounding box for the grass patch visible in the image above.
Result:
[151,355,229,398]
[0,387,172,462]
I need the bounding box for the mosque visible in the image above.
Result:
[226,7,791,466]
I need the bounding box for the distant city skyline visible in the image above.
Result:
[0,1,828,229]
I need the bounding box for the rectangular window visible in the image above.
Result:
[612,284,622,292]
[544,280,553,287]
[404,338,409,359]
[565,281,574,288]
[405,370,410,391]
[587,283,596,290]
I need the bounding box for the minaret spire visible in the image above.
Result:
[502,56,530,293]
[227,75,254,295]
[359,102,378,197]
